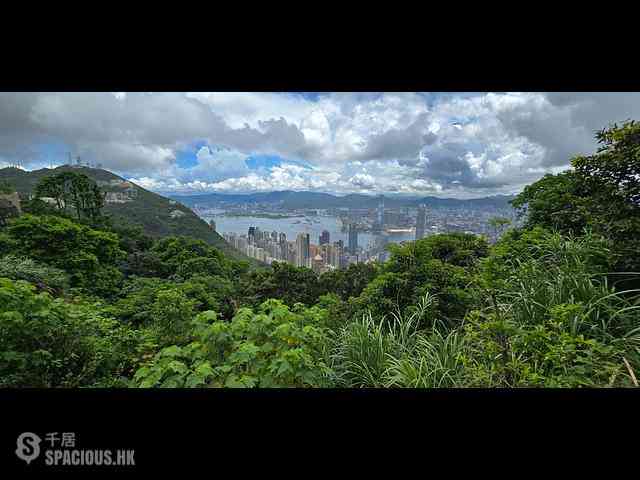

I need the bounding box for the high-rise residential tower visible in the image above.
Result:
[278,233,288,261]
[295,233,310,268]
[377,195,385,229]
[416,204,427,240]
[348,222,358,254]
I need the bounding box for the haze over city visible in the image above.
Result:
[2,92,639,199]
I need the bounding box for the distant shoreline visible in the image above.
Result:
[214,212,306,219]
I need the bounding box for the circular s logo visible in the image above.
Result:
[15,432,41,465]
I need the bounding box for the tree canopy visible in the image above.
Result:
[35,171,105,222]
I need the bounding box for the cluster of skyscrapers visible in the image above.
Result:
[223,225,364,273]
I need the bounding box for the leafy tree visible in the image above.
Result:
[179,274,237,320]
[110,274,236,335]
[111,223,154,254]
[0,180,14,194]
[2,214,125,296]
[20,197,61,217]
[315,293,352,331]
[0,278,154,387]
[574,120,640,207]
[35,171,105,222]
[108,277,169,325]
[149,236,231,279]
[351,234,487,327]
[488,216,512,239]
[229,259,251,278]
[238,261,320,307]
[318,262,380,301]
[149,288,197,348]
[512,172,589,233]
[385,233,488,270]
[512,120,640,272]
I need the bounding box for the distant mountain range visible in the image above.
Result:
[171,190,517,210]
[0,166,249,261]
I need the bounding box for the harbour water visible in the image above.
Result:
[200,212,415,250]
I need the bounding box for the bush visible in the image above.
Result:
[133,300,332,388]
[149,236,231,279]
[3,214,125,297]
[348,234,486,327]
[462,231,640,387]
[0,278,154,387]
[0,255,69,294]
[148,288,197,348]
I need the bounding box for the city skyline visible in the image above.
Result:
[223,225,355,273]
[216,194,513,269]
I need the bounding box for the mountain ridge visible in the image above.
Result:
[0,166,249,261]
[170,190,516,210]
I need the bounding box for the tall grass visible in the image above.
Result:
[329,293,467,387]
[498,235,640,342]
[384,327,466,387]
[475,231,640,386]
[328,230,640,388]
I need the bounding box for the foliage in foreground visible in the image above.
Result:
[1,214,125,297]
[0,255,69,294]
[133,300,332,388]
[327,231,640,388]
[0,278,154,387]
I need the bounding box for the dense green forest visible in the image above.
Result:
[1,121,639,388]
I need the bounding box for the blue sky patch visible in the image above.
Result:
[175,140,208,169]
[34,139,72,165]
[246,154,313,171]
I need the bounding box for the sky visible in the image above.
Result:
[1,92,638,198]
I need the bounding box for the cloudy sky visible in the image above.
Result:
[1,92,638,198]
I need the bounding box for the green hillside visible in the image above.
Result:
[0,166,248,261]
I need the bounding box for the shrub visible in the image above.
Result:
[0,278,154,387]
[463,231,640,387]
[4,214,125,297]
[0,255,69,294]
[133,300,332,388]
